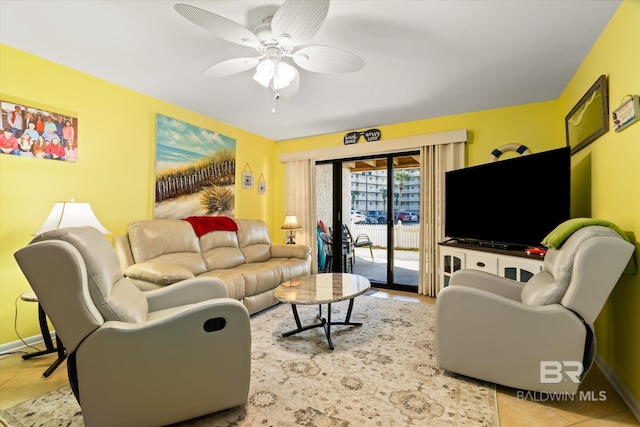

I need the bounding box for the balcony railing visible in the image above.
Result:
[351,223,420,250]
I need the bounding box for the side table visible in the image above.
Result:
[20,291,67,377]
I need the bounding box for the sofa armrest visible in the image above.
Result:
[113,234,135,271]
[124,263,195,286]
[271,244,311,259]
[144,277,229,311]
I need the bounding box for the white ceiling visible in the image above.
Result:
[0,0,621,142]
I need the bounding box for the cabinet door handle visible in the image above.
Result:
[476,262,485,267]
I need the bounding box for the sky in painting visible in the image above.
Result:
[155,114,235,173]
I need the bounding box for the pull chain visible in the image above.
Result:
[272,86,276,113]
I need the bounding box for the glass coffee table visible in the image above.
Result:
[274,273,371,350]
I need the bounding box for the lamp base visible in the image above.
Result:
[287,232,296,245]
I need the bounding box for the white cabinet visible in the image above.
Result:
[439,242,543,289]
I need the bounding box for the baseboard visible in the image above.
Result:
[595,353,640,422]
[0,331,55,356]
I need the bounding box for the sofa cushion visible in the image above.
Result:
[236,219,272,263]
[127,220,207,275]
[200,230,246,270]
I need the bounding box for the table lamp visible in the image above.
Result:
[33,199,110,235]
[281,214,301,244]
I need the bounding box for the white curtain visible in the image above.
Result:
[419,142,465,297]
[284,159,317,272]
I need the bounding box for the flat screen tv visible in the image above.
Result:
[445,147,570,249]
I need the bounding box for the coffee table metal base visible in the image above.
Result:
[282,298,361,350]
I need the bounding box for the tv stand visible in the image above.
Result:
[451,239,526,251]
[439,241,544,288]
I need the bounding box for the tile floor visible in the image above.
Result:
[0,289,638,426]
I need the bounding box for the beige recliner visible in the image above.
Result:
[14,226,251,427]
[436,226,634,393]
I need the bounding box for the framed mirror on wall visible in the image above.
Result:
[565,74,609,155]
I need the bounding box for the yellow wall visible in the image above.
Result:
[559,0,639,401]
[0,44,276,345]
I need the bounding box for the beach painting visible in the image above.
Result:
[154,114,236,219]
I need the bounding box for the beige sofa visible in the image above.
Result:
[114,218,311,315]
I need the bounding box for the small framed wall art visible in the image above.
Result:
[242,163,253,189]
[612,95,639,132]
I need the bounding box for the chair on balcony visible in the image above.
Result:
[342,224,374,262]
[320,231,353,273]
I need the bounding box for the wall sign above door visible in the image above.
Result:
[344,128,381,145]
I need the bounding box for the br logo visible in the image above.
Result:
[540,361,583,384]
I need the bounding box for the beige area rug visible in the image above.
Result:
[0,296,499,426]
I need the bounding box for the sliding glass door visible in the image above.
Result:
[316,152,420,291]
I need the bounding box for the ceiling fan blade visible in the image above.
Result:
[174,3,260,47]
[271,0,329,46]
[276,67,300,98]
[200,57,260,78]
[293,46,364,73]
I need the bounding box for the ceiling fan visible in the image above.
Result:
[174,0,364,110]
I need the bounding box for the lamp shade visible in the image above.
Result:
[33,202,110,235]
[281,215,301,230]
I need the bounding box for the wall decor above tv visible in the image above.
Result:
[444,147,570,249]
[565,75,609,155]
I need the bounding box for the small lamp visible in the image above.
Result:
[281,214,301,244]
[33,200,110,235]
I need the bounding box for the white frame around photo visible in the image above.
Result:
[242,171,253,189]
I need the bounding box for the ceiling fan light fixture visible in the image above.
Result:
[275,62,296,88]
[176,0,363,106]
[253,59,275,87]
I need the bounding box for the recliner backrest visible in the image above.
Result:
[561,233,634,324]
[15,227,150,351]
[521,226,633,323]
[15,238,102,353]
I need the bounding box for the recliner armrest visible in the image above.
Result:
[447,269,523,301]
[144,277,229,311]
